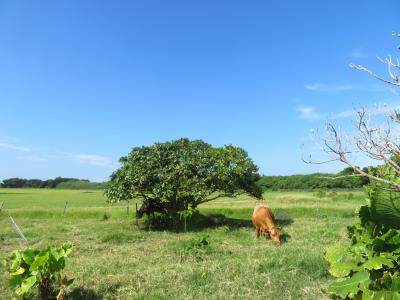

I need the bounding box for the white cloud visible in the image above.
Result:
[331,110,356,119]
[0,143,32,152]
[298,106,321,120]
[304,83,360,92]
[66,153,117,168]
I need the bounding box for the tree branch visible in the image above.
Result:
[350,63,400,87]
[196,192,237,205]
[306,38,400,191]
[305,109,400,191]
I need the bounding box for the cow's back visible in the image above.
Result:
[252,204,275,228]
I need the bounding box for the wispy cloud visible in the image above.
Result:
[331,110,356,119]
[0,143,32,152]
[332,104,400,119]
[349,48,368,58]
[298,103,400,122]
[297,106,322,121]
[304,83,360,92]
[368,104,400,116]
[18,156,47,162]
[65,153,117,168]
[0,134,20,142]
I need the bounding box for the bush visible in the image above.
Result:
[324,189,400,299]
[178,234,211,261]
[1,243,74,299]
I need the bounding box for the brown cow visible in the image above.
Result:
[252,204,282,246]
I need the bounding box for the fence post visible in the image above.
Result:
[135,203,138,226]
[126,200,130,220]
[184,216,187,233]
[9,216,28,244]
[62,201,68,220]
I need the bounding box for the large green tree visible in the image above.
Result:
[105,138,262,217]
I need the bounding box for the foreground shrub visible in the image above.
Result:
[2,242,74,299]
[324,188,400,299]
[177,234,211,261]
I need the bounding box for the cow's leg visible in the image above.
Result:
[261,226,271,239]
[256,227,261,238]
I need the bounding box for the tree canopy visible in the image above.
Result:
[105,138,262,217]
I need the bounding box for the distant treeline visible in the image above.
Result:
[1,167,371,191]
[257,168,371,191]
[0,177,107,190]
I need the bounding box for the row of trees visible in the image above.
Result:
[0,177,91,189]
[2,171,370,191]
[257,167,371,191]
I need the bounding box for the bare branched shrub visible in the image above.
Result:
[304,33,400,191]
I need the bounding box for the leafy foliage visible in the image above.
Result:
[2,243,74,299]
[178,234,211,261]
[364,165,400,230]
[325,188,400,299]
[105,138,262,218]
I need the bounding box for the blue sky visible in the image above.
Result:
[0,0,399,182]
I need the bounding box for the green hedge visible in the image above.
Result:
[56,180,107,190]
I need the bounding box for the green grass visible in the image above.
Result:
[0,189,365,299]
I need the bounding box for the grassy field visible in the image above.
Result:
[0,189,366,299]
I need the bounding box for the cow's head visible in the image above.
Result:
[136,199,165,219]
[268,227,282,246]
[136,209,144,219]
[136,200,151,219]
